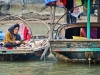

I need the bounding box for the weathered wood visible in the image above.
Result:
[50,39,100,42]
[98,0,100,22]
[0,46,46,54]
[49,5,53,40]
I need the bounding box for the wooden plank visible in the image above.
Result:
[50,39,100,42]
[52,48,100,52]
[50,41,100,47]
[0,46,46,54]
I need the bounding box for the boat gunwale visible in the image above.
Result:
[50,39,100,42]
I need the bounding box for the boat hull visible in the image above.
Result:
[0,49,50,61]
[51,51,100,63]
[50,39,100,63]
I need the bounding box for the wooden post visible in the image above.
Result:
[53,2,56,24]
[64,8,67,23]
[49,4,53,40]
[98,0,100,22]
[87,0,91,39]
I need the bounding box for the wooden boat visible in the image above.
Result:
[0,15,50,61]
[50,22,100,63]
[47,0,100,63]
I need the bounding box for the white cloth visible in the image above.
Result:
[71,0,82,17]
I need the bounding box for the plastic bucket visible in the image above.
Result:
[72,36,87,39]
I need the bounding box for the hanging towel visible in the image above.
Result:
[23,26,28,40]
[76,0,83,12]
[60,0,66,6]
[71,0,82,17]
[23,26,31,41]
[56,0,67,7]
[19,23,25,34]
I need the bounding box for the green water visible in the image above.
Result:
[0,58,100,75]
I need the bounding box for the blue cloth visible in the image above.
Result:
[0,33,6,40]
[45,0,65,8]
[45,0,57,5]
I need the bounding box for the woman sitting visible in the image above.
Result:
[4,23,25,47]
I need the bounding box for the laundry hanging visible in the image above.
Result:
[65,0,73,11]
[76,0,82,5]
[71,0,82,17]
[56,0,67,7]
[76,0,83,13]
[45,0,67,8]
[45,0,56,5]
[23,26,31,41]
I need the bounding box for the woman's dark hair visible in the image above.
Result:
[14,23,20,29]
[8,23,20,34]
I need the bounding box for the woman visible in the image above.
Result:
[4,23,25,47]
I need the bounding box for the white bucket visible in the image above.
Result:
[30,43,35,48]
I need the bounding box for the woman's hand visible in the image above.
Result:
[15,41,21,44]
[23,40,29,44]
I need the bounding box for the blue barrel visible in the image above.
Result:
[0,33,5,40]
[0,30,2,33]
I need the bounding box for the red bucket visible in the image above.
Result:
[7,47,13,50]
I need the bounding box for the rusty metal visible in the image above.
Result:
[85,52,93,58]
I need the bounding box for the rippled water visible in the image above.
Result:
[0,57,100,75]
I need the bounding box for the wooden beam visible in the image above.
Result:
[98,0,100,22]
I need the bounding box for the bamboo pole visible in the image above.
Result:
[64,8,67,23]
[87,0,91,39]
